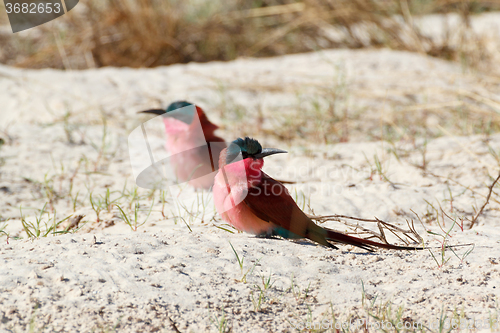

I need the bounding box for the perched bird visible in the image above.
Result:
[140,101,225,189]
[140,101,293,189]
[214,137,421,252]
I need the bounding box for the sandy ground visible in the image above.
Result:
[1,29,500,332]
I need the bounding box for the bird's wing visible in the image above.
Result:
[244,173,420,252]
[243,173,328,243]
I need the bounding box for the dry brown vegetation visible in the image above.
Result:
[1,0,499,71]
[1,1,500,147]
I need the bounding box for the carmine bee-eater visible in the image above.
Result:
[139,102,294,190]
[140,101,226,189]
[214,137,420,252]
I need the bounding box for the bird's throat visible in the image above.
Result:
[220,157,264,188]
[244,158,264,187]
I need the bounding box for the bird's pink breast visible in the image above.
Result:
[213,158,271,235]
[162,118,217,189]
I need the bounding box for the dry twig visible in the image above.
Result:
[469,171,500,229]
[310,214,423,245]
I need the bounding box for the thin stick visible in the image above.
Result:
[377,220,388,244]
[469,171,500,229]
[310,214,421,246]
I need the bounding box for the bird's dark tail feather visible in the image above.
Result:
[325,229,422,252]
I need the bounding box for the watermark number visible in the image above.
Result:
[6,2,61,14]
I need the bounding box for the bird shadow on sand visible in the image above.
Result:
[254,235,380,255]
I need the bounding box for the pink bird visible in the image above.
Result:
[140,101,225,189]
[214,137,421,252]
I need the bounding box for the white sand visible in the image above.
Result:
[1,33,500,331]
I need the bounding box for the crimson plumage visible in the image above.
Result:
[140,101,225,189]
[214,137,421,252]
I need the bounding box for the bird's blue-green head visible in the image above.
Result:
[226,137,287,164]
[139,100,195,124]
[166,101,193,113]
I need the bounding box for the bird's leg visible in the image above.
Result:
[255,230,280,239]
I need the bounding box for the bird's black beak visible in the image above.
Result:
[254,148,287,159]
[138,109,166,115]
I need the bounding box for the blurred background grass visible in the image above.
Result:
[0,0,499,71]
[1,0,500,146]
